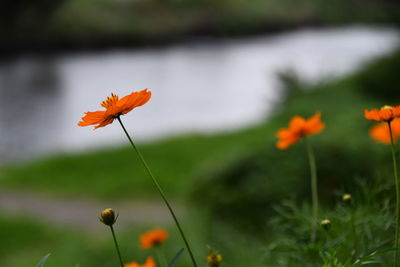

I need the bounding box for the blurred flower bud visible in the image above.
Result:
[100,208,117,226]
[320,219,331,231]
[342,193,352,203]
[206,252,223,267]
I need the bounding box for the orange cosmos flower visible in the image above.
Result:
[125,257,156,267]
[140,228,168,249]
[369,118,400,144]
[364,105,400,122]
[276,112,325,150]
[78,89,152,129]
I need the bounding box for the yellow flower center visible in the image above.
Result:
[101,93,119,108]
[381,105,393,110]
[206,254,223,264]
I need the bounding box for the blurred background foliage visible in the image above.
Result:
[1,0,399,51]
[356,49,400,100]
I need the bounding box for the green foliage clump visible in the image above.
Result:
[262,177,395,266]
[192,49,399,233]
[193,137,388,233]
[356,48,400,101]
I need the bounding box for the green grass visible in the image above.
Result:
[0,210,264,267]
[0,122,271,199]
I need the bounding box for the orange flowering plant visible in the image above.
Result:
[369,118,400,144]
[78,89,151,129]
[276,112,325,150]
[276,111,325,242]
[364,105,400,122]
[79,90,198,267]
[125,256,156,267]
[365,105,400,266]
[140,228,169,249]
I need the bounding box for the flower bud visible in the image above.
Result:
[100,208,117,226]
[342,193,352,203]
[206,252,222,267]
[320,219,331,231]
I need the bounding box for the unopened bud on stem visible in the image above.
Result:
[342,193,352,203]
[100,208,117,226]
[320,219,331,231]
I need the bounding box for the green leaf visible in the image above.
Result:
[36,253,51,267]
[168,248,185,267]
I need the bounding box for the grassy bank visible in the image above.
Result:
[0,123,270,199]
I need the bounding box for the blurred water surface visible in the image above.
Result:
[0,26,399,162]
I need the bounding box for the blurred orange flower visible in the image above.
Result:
[369,118,400,144]
[140,228,168,249]
[276,112,325,150]
[78,89,152,129]
[364,105,400,122]
[125,257,156,267]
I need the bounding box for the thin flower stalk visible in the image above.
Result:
[110,225,125,267]
[117,116,198,267]
[305,137,318,243]
[350,208,358,260]
[155,247,168,267]
[343,194,358,259]
[78,91,197,267]
[364,105,400,266]
[276,112,324,242]
[99,208,124,267]
[388,121,400,266]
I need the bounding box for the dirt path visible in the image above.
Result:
[0,190,184,233]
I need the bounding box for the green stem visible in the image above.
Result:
[305,137,318,243]
[323,229,333,266]
[117,116,198,267]
[350,208,358,260]
[388,121,400,267]
[110,225,124,267]
[155,246,168,267]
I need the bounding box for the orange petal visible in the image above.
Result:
[93,117,114,129]
[143,257,156,267]
[369,122,391,144]
[140,228,168,249]
[276,135,300,150]
[304,112,325,135]
[364,109,381,121]
[124,257,156,267]
[393,106,400,118]
[392,118,400,137]
[289,116,306,131]
[119,89,152,115]
[125,262,139,267]
[379,109,394,121]
[78,111,107,126]
[276,128,293,139]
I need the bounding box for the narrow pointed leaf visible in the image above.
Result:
[168,248,185,267]
[37,253,51,267]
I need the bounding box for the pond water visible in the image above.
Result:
[0,26,399,162]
